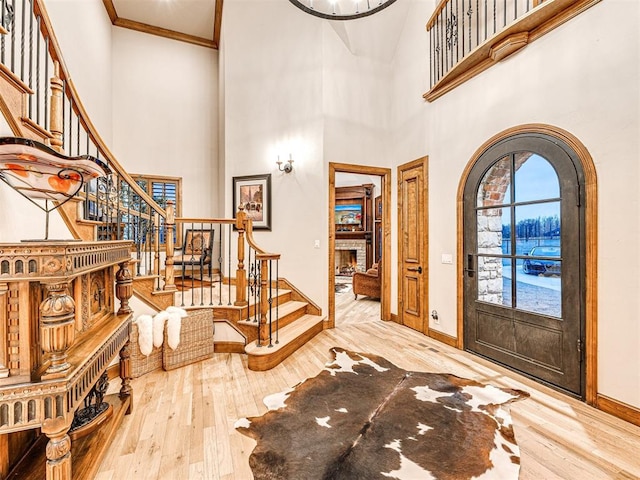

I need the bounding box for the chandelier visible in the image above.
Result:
[289,0,399,20]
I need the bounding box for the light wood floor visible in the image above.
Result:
[97,301,640,479]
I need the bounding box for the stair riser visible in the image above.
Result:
[247,321,324,371]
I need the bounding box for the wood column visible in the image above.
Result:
[115,262,132,315]
[164,200,176,291]
[42,416,73,480]
[234,206,247,306]
[40,282,75,377]
[0,283,9,378]
[119,340,133,414]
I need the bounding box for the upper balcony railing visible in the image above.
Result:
[424,0,602,102]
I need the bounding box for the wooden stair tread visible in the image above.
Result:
[245,314,323,357]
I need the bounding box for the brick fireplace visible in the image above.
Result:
[335,239,367,276]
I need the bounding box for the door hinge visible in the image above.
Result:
[577,339,583,363]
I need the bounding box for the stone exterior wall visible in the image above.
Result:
[477,210,505,304]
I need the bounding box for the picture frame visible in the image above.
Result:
[232,174,272,230]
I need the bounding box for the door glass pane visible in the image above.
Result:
[515,202,561,317]
[477,207,510,254]
[477,256,512,307]
[477,156,511,207]
[516,272,561,317]
[515,202,561,256]
[514,153,559,203]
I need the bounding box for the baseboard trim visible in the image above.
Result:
[428,328,458,348]
[390,313,399,323]
[597,394,640,427]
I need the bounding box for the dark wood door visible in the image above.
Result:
[463,134,585,396]
[398,158,428,334]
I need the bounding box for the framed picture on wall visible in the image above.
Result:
[232,174,272,230]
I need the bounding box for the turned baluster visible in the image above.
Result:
[164,200,176,291]
[235,205,248,306]
[49,61,64,153]
[258,257,270,345]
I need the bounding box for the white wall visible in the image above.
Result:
[46,0,114,145]
[222,0,325,306]
[111,28,219,217]
[222,0,409,314]
[0,0,112,242]
[391,1,640,407]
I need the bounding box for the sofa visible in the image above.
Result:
[353,259,381,299]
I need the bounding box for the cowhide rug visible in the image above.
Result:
[236,347,529,480]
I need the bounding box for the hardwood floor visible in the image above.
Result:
[97,309,640,479]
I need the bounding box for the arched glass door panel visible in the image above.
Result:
[464,134,584,397]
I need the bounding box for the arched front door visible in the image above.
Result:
[463,132,586,397]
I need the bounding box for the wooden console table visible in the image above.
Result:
[0,240,134,479]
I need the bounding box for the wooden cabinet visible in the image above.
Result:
[335,184,374,270]
[0,241,134,479]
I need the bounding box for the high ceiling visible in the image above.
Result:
[102,0,223,49]
[101,0,411,63]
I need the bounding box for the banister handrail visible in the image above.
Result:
[240,208,280,258]
[175,217,235,225]
[33,0,166,219]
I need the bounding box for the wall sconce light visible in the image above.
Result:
[277,154,294,174]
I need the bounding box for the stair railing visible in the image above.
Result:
[0,0,167,281]
[239,205,282,347]
[165,205,282,347]
[0,0,284,345]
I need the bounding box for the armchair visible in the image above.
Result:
[353,259,381,299]
[173,228,214,279]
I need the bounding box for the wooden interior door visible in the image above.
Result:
[398,158,428,333]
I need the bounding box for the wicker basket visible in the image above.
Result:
[130,321,163,378]
[162,309,214,371]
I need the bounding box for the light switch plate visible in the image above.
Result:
[441,253,453,264]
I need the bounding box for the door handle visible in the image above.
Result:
[407,266,423,274]
[464,254,475,277]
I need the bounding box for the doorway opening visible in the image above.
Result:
[328,163,391,328]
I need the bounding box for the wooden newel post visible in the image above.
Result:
[235,205,248,306]
[259,257,270,345]
[164,200,176,291]
[49,61,64,153]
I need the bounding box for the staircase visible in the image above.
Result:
[207,280,324,370]
[0,0,324,372]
